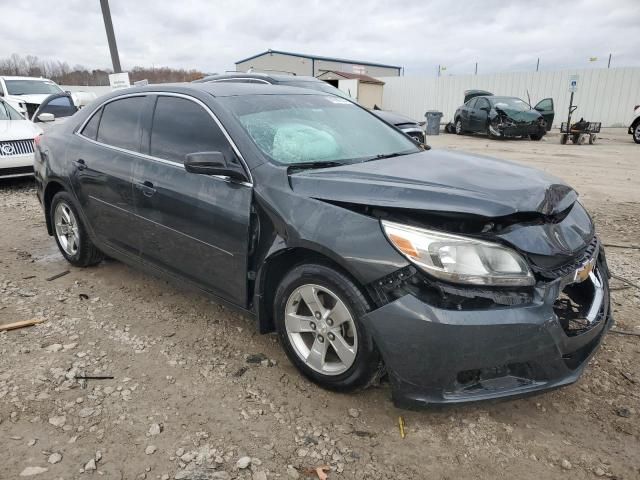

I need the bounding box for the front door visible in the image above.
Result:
[534,98,555,131]
[70,95,150,257]
[132,94,252,306]
[471,97,490,132]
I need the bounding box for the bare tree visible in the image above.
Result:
[0,53,205,85]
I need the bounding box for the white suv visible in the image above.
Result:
[629,104,640,144]
[0,98,42,179]
[0,76,66,119]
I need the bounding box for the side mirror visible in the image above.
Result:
[184,151,247,181]
[37,113,55,122]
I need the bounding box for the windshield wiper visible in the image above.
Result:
[359,150,417,162]
[288,161,345,172]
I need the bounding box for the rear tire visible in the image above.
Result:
[51,191,103,267]
[529,134,543,141]
[274,263,383,392]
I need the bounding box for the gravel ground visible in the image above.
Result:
[1,128,638,479]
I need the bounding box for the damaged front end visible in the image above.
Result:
[286,150,612,406]
[489,107,547,138]
[358,202,612,407]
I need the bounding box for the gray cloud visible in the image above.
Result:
[2,0,639,75]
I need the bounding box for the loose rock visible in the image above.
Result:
[48,452,62,464]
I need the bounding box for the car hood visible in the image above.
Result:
[289,149,577,218]
[372,110,420,126]
[6,93,51,105]
[494,107,542,123]
[0,120,42,141]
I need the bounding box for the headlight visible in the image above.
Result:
[381,220,534,287]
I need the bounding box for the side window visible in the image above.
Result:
[150,96,235,164]
[467,98,478,109]
[477,98,490,110]
[96,96,145,152]
[536,98,553,111]
[38,95,77,118]
[81,107,102,140]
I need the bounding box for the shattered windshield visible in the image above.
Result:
[221,94,419,166]
[5,79,63,95]
[490,97,530,112]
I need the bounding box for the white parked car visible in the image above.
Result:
[629,104,640,144]
[0,98,42,179]
[0,76,96,119]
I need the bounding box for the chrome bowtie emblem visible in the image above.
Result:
[1,143,15,155]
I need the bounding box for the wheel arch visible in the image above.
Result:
[43,180,68,235]
[254,246,372,334]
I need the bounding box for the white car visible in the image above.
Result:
[629,104,640,144]
[0,99,42,179]
[0,76,96,119]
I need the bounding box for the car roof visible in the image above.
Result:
[105,82,329,98]
[196,72,322,84]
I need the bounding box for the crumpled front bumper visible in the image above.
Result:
[362,262,612,408]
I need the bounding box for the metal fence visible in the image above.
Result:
[379,67,640,128]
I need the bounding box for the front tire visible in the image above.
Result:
[51,191,103,267]
[529,134,543,141]
[274,263,382,392]
[633,122,640,144]
[455,119,464,135]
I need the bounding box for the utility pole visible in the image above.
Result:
[100,0,122,73]
[608,53,612,68]
[475,62,478,75]
[536,58,540,72]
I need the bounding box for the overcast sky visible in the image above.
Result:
[3,0,640,76]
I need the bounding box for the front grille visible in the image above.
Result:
[553,267,606,337]
[537,236,599,280]
[0,139,35,157]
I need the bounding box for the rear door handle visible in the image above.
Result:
[136,180,156,197]
[73,159,87,171]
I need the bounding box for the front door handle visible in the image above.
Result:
[136,180,156,197]
[73,159,87,171]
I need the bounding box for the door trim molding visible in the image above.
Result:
[89,195,235,257]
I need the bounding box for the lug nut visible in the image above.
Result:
[314,311,321,319]
[327,318,334,326]
[310,322,316,330]
[328,333,335,341]
[317,335,324,343]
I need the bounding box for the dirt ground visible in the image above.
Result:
[1,128,638,480]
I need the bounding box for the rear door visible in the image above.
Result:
[534,98,554,131]
[132,94,253,306]
[71,95,151,257]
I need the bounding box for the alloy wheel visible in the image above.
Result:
[284,284,358,376]
[455,120,462,134]
[635,124,640,143]
[54,202,80,256]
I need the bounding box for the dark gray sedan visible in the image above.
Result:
[34,83,611,408]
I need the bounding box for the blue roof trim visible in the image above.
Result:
[235,49,402,70]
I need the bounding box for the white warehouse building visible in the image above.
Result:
[235,49,402,78]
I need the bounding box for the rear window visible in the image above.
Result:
[96,97,145,152]
[81,108,102,140]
